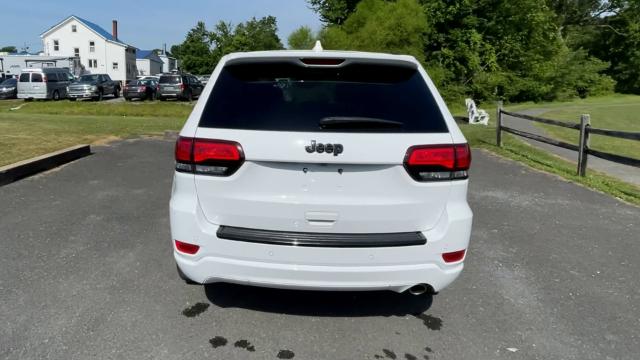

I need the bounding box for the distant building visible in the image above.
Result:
[158,49,179,73]
[40,15,137,82]
[136,50,163,76]
[0,54,81,78]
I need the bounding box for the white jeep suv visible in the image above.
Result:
[170,49,472,295]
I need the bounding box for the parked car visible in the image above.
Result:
[124,79,158,101]
[158,74,203,101]
[67,74,120,101]
[17,68,74,100]
[0,78,18,99]
[198,75,210,85]
[170,50,473,295]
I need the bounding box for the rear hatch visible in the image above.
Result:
[185,58,467,234]
[17,72,46,97]
[125,81,147,94]
[159,75,182,94]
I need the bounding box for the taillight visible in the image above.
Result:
[404,144,471,181]
[42,75,48,83]
[175,136,244,176]
[139,86,146,92]
[180,83,186,91]
[175,240,199,255]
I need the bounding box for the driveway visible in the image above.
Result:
[1,139,638,360]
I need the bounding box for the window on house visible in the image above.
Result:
[72,25,77,32]
[112,62,119,70]
[74,48,79,57]
[53,40,59,51]
[89,41,95,53]
[88,59,97,68]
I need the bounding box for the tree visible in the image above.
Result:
[171,17,284,74]
[0,46,17,53]
[171,22,215,74]
[308,0,614,102]
[586,1,640,93]
[308,0,361,24]
[210,16,284,64]
[320,0,428,61]
[288,26,317,49]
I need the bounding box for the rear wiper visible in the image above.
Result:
[319,116,403,129]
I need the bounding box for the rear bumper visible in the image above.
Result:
[68,91,97,99]
[124,92,148,99]
[159,90,182,97]
[175,252,463,293]
[18,93,47,99]
[170,172,473,292]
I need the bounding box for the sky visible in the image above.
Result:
[1,0,322,52]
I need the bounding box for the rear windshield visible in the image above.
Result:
[19,73,31,82]
[160,76,181,84]
[199,61,448,133]
[79,75,99,82]
[31,73,43,83]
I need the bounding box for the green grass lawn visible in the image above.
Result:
[0,100,190,167]
[533,95,640,160]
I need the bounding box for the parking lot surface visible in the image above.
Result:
[1,138,638,360]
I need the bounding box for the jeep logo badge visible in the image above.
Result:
[305,140,343,156]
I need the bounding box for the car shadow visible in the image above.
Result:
[203,283,433,317]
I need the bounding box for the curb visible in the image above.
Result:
[164,130,179,140]
[0,145,91,186]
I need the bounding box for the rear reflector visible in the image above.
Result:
[175,137,192,163]
[175,240,200,255]
[300,58,345,66]
[175,137,244,176]
[442,249,466,263]
[404,144,471,181]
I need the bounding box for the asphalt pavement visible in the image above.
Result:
[1,138,638,360]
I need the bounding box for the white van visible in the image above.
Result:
[17,68,74,100]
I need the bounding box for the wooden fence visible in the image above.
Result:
[495,101,640,176]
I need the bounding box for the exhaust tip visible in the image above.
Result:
[407,284,431,296]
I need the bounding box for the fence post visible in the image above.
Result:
[577,114,591,176]
[496,101,503,147]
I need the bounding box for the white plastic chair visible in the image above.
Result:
[465,98,489,125]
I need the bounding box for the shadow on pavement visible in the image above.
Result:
[204,283,433,317]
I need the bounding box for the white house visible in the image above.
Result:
[40,15,137,82]
[136,50,163,76]
[159,52,179,73]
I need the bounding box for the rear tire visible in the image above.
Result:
[114,87,120,98]
[95,90,103,101]
[52,90,60,101]
[177,265,197,285]
[186,91,193,102]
